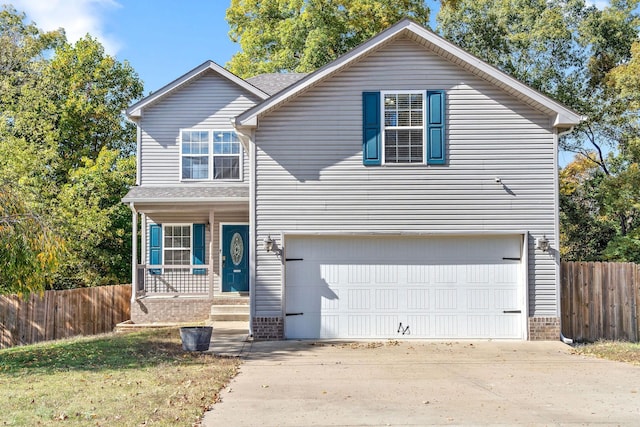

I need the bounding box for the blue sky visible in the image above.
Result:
[11,0,609,96]
[10,0,610,165]
[12,0,241,94]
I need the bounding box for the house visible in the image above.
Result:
[123,19,582,340]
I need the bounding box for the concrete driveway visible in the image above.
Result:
[202,338,640,426]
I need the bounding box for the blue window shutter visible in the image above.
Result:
[149,224,162,274]
[192,224,206,275]
[426,90,446,165]
[362,92,381,165]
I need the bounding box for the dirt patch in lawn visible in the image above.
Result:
[572,340,640,366]
[0,328,240,426]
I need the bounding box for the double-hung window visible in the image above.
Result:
[213,131,241,180]
[181,131,209,180]
[180,130,242,180]
[362,90,446,166]
[383,92,424,163]
[163,225,191,266]
[148,223,206,275]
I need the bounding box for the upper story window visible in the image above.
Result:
[180,130,242,181]
[383,92,424,164]
[213,131,241,180]
[362,90,446,166]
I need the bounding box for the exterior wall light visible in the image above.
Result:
[536,235,550,252]
[264,235,274,252]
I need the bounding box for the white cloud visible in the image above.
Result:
[11,0,122,54]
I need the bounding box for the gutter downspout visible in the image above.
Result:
[556,125,577,345]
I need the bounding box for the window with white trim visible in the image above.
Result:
[383,91,424,163]
[180,130,242,180]
[213,131,241,180]
[181,131,209,179]
[163,225,191,265]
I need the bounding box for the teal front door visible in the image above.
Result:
[221,224,249,292]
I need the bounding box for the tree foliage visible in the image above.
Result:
[0,182,64,295]
[436,0,640,262]
[225,0,431,77]
[0,6,142,293]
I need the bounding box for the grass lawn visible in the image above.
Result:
[0,328,240,426]
[573,341,640,366]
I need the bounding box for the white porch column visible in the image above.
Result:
[209,210,215,299]
[129,203,137,303]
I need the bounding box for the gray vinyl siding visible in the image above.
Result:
[254,37,558,317]
[138,70,261,185]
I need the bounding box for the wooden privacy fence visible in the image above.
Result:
[0,284,131,349]
[561,262,640,342]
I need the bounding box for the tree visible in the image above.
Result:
[0,6,143,293]
[0,181,64,295]
[608,41,640,110]
[436,0,640,261]
[45,36,142,178]
[225,0,431,77]
[54,149,136,288]
[559,155,616,261]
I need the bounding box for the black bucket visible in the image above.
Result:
[179,326,213,351]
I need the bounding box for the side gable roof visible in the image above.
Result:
[126,60,269,120]
[235,19,583,129]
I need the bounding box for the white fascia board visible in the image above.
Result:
[121,196,250,204]
[237,19,583,128]
[126,60,269,120]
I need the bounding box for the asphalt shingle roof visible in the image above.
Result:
[246,73,308,95]
[122,185,249,203]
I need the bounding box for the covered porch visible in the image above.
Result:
[123,186,250,323]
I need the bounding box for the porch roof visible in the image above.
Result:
[122,185,249,204]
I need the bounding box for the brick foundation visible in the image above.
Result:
[252,316,284,340]
[131,297,212,323]
[528,317,560,340]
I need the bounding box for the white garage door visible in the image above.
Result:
[284,235,525,339]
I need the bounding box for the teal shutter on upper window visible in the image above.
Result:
[192,223,206,275]
[362,92,381,165]
[149,224,162,274]
[426,90,446,165]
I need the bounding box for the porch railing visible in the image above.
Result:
[136,265,210,296]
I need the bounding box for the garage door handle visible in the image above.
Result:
[503,310,521,314]
[286,312,304,316]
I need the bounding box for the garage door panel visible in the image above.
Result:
[434,315,458,337]
[284,235,524,339]
[494,288,519,309]
[375,289,399,310]
[467,315,492,337]
[406,315,430,336]
[348,315,371,336]
[467,289,490,310]
[347,289,370,310]
[407,289,430,309]
[435,288,458,310]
